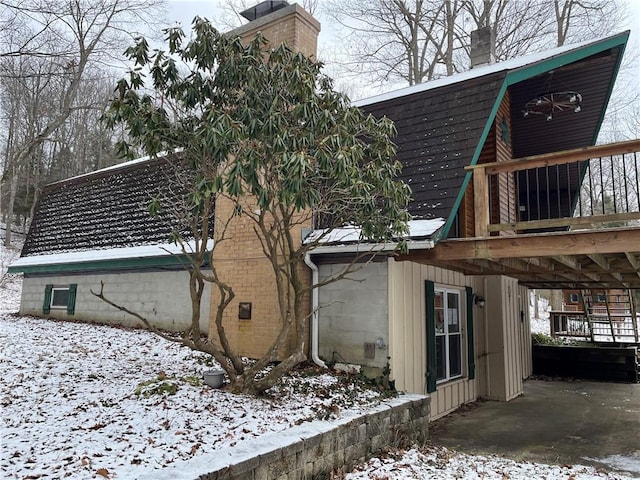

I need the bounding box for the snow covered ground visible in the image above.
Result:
[346,446,635,480]
[529,291,551,335]
[0,241,633,479]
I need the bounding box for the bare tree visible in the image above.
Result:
[460,0,552,61]
[552,0,622,46]
[323,0,625,91]
[324,0,465,87]
[0,0,164,246]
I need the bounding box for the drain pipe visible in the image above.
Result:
[304,252,327,368]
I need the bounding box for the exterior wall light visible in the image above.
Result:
[473,294,486,308]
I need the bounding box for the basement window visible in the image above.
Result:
[51,287,70,308]
[43,284,77,315]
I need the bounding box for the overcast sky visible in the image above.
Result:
[161,0,640,99]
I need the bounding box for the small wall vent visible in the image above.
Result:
[240,1,289,22]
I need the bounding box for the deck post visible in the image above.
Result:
[473,166,490,237]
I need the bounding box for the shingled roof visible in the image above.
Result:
[21,155,196,257]
[361,72,505,220]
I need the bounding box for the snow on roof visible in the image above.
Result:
[10,240,213,268]
[46,148,183,187]
[306,218,445,247]
[354,33,623,108]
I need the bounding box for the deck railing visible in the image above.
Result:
[550,310,640,343]
[468,139,640,237]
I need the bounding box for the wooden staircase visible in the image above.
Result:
[579,289,639,344]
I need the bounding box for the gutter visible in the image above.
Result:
[308,239,436,255]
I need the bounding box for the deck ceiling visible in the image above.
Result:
[401,227,640,289]
[509,45,623,159]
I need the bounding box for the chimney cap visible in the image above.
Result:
[240,1,289,22]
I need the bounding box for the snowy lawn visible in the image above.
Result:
[0,241,634,480]
[0,283,387,479]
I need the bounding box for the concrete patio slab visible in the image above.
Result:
[429,379,640,478]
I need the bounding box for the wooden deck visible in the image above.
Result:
[408,139,640,290]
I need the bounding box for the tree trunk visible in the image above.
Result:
[550,289,563,311]
[4,169,18,247]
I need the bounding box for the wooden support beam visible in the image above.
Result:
[588,253,610,270]
[465,139,640,175]
[552,255,581,270]
[625,252,640,278]
[473,166,489,237]
[488,212,640,233]
[610,272,624,283]
[412,228,640,261]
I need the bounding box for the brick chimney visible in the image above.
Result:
[470,27,495,68]
[210,2,320,361]
[229,1,321,58]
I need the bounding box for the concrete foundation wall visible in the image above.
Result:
[21,270,210,332]
[318,261,389,371]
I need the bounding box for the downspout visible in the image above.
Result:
[304,252,327,368]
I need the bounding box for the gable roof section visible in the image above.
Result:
[355,31,629,236]
[361,71,506,221]
[21,155,193,258]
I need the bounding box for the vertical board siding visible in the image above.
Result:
[484,276,525,401]
[519,285,533,378]
[475,92,516,234]
[462,92,515,238]
[506,278,520,399]
[460,182,475,238]
[496,92,516,229]
[388,259,480,419]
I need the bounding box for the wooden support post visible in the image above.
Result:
[628,289,639,343]
[473,166,489,237]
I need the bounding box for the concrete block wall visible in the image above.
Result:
[150,394,429,480]
[20,270,210,332]
[318,261,389,370]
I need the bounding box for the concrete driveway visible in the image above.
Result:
[429,379,640,478]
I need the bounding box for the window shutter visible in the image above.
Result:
[425,280,437,393]
[43,285,53,314]
[67,284,77,315]
[466,287,476,380]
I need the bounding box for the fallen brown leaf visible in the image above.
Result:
[96,467,110,478]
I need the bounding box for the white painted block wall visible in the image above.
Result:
[317,261,389,369]
[20,270,211,333]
